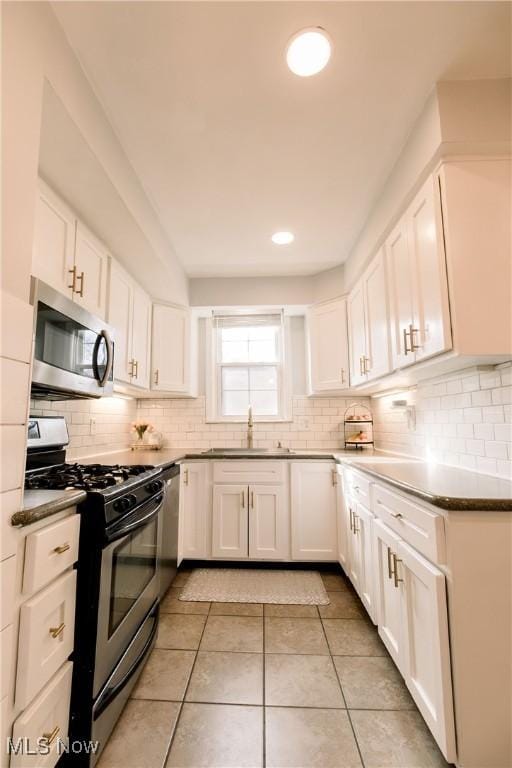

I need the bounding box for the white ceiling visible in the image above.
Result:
[52,2,511,278]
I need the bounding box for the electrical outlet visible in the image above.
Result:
[90,418,96,435]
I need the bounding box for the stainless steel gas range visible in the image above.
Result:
[25,416,164,766]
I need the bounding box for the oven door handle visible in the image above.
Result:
[105,495,164,544]
[93,602,159,719]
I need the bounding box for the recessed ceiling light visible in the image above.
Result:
[286,27,331,77]
[271,231,294,245]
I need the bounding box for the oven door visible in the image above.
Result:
[94,492,163,696]
[30,278,114,399]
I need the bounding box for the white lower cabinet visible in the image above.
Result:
[179,462,209,561]
[249,485,287,560]
[372,508,455,762]
[16,569,77,709]
[351,502,375,621]
[11,662,73,768]
[290,462,338,561]
[212,484,248,559]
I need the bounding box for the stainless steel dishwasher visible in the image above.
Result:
[159,463,180,597]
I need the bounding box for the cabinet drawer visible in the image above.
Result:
[213,461,285,484]
[342,467,371,506]
[23,514,80,595]
[16,570,76,709]
[11,662,73,768]
[371,483,445,564]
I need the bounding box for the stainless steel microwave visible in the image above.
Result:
[30,278,115,400]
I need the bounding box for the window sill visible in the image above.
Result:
[205,417,293,424]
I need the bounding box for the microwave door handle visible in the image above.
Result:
[93,329,114,387]
[105,495,164,544]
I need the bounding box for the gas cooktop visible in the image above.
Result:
[25,462,156,491]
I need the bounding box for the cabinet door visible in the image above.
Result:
[407,176,451,362]
[73,222,109,318]
[336,472,350,571]
[32,181,75,298]
[363,248,391,381]
[353,502,375,621]
[108,261,133,384]
[347,280,367,385]
[290,463,337,561]
[373,519,404,672]
[386,217,414,369]
[398,540,456,763]
[308,298,349,391]
[249,485,288,560]
[152,304,189,392]
[212,485,248,559]
[179,463,208,561]
[130,286,151,389]
[344,495,360,591]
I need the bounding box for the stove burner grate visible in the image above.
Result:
[25,462,155,491]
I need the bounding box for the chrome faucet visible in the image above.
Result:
[247,406,254,448]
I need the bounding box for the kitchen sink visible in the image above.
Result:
[202,447,293,454]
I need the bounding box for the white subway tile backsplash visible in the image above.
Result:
[372,364,512,480]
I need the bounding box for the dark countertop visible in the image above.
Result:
[341,457,512,511]
[12,489,87,527]
[78,446,512,511]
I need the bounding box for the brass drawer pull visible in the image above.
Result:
[53,543,70,554]
[349,507,353,532]
[76,271,84,297]
[409,324,421,351]
[68,266,77,292]
[392,554,403,588]
[183,468,189,486]
[42,726,60,745]
[250,490,254,509]
[154,369,159,385]
[390,511,402,519]
[352,513,360,534]
[133,359,139,378]
[387,546,394,580]
[403,327,411,355]
[49,622,65,639]
[340,368,345,384]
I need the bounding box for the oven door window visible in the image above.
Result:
[109,518,158,636]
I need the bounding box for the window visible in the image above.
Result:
[207,313,290,421]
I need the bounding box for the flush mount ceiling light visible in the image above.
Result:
[271,231,295,245]
[286,27,332,77]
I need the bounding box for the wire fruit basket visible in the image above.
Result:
[343,402,373,450]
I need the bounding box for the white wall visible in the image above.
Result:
[1,1,188,306]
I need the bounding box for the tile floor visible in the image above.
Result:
[97,568,452,768]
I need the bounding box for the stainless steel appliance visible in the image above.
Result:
[25,417,164,766]
[159,464,180,597]
[30,278,114,400]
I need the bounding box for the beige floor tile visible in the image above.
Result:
[350,710,451,768]
[333,656,416,710]
[200,615,263,652]
[161,587,210,615]
[321,573,350,591]
[172,571,192,588]
[166,703,263,767]
[186,651,263,704]
[265,707,362,768]
[97,699,180,768]
[265,617,329,655]
[156,613,206,650]
[318,591,366,619]
[323,619,386,656]
[264,604,319,618]
[131,649,195,701]
[265,654,344,708]
[209,602,263,617]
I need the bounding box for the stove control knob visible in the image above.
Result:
[113,494,137,513]
[145,480,163,494]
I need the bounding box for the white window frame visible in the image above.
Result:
[205,314,292,423]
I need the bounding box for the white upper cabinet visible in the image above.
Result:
[108,259,151,390]
[32,180,75,298]
[130,286,151,389]
[32,180,109,319]
[73,223,109,318]
[307,297,349,392]
[386,175,451,369]
[152,303,196,395]
[348,248,391,385]
[347,280,367,386]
